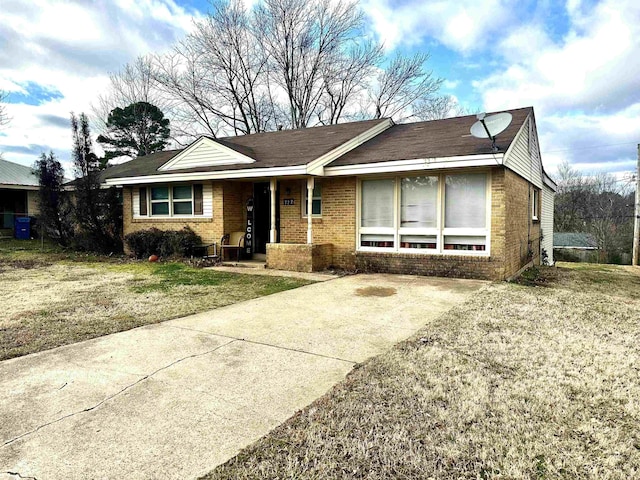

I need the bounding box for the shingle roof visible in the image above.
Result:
[327,107,532,167]
[553,232,598,249]
[102,119,387,180]
[0,158,39,187]
[100,108,533,181]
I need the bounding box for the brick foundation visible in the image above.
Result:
[355,252,504,280]
[266,243,333,272]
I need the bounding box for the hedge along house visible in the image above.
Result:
[102,106,556,280]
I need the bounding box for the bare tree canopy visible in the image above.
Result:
[97,0,456,145]
[0,90,10,129]
[555,160,635,263]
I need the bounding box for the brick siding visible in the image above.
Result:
[278,177,356,269]
[266,243,333,272]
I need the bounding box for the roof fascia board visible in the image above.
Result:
[158,137,255,171]
[305,119,394,175]
[104,165,307,185]
[0,184,39,190]
[324,154,504,176]
[543,172,558,191]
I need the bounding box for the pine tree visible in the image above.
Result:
[97,101,170,161]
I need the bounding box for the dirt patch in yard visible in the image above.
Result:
[204,264,640,480]
[355,286,397,297]
[0,261,310,361]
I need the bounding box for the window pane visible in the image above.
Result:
[445,174,486,228]
[400,235,437,249]
[401,176,438,228]
[444,235,486,251]
[151,187,169,200]
[151,202,169,215]
[173,185,192,200]
[361,179,394,228]
[360,234,394,248]
[304,183,322,215]
[311,199,321,215]
[173,201,193,215]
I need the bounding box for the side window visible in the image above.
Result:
[303,183,322,216]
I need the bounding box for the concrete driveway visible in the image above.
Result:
[0,273,484,480]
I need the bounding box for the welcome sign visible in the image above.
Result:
[245,198,254,257]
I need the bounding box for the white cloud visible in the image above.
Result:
[470,0,640,175]
[361,0,515,53]
[0,0,202,172]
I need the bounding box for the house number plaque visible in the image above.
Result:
[283,198,295,205]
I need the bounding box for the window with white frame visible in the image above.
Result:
[532,188,539,221]
[144,185,202,217]
[360,178,395,248]
[302,182,322,216]
[443,173,487,251]
[358,172,489,254]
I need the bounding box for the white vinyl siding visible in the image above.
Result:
[133,183,213,218]
[504,116,543,189]
[541,184,555,265]
[158,138,255,171]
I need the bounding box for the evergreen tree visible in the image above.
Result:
[97,101,170,160]
[33,151,74,244]
[71,112,122,252]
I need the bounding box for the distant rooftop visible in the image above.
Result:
[0,158,39,187]
[554,232,598,249]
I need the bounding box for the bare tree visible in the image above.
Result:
[256,0,364,128]
[412,95,467,121]
[100,0,451,139]
[555,160,634,263]
[93,56,166,133]
[369,53,442,121]
[189,0,276,134]
[0,90,10,129]
[317,42,382,125]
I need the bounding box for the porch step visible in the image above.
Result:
[220,260,267,269]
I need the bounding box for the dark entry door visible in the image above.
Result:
[253,182,271,254]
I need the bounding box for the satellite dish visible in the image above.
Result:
[470,112,513,152]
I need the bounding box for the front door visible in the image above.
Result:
[253,182,271,254]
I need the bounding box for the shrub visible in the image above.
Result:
[124,227,202,259]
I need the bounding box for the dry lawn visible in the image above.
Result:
[0,240,310,360]
[204,263,640,480]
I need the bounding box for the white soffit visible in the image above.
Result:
[158,137,255,171]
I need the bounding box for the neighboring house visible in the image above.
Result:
[102,106,556,280]
[0,158,39,233]
[553,232,599,263]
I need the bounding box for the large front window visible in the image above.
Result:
[358,172,489,254]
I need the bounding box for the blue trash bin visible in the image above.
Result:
[14,217,31,240]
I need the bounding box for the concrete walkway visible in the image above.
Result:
[0,274,484,480]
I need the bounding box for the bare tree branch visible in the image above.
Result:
[369,52,443,121]
[0,90,11,129]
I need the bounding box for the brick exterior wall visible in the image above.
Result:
[266,243,333,272]
[121,167,539,280]
[353,167,540,281]
[503,168,541,276]
[122,184,224,247]
[278,177,356,269]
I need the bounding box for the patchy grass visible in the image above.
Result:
[203,263,640,480]
[0,241,311,361]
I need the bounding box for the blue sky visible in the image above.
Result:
[1,0,639,182]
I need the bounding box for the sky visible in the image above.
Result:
[1,0,639,183]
